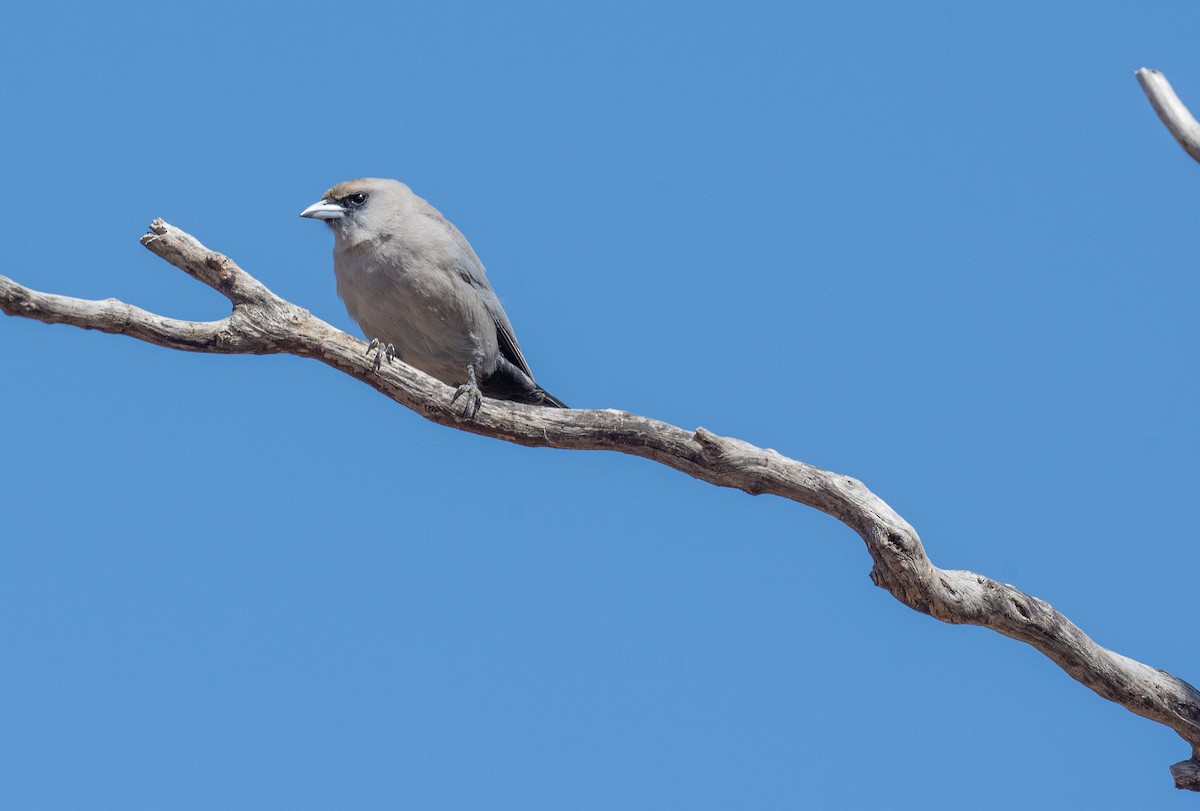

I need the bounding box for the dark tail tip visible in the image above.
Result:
[537,389,569,409]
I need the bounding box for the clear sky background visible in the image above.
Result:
[2,2,1198,808]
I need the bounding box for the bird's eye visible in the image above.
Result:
[346,193,368,208]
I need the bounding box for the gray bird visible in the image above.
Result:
[300,178,567,417]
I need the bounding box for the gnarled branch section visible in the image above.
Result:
[3,219,1198,791]
[1136,68,1200,164]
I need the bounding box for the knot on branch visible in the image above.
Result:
[693,426,728,457]
[866,529,935,611]
[693,427,777,495]
[205,253,241,295]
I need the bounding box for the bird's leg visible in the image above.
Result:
[449,363,483,420]
[366,338,397,370]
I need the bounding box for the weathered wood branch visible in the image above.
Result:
[1136,68,1200,164]
[3,219,1198,791]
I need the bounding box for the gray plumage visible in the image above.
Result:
[300,178,566,416]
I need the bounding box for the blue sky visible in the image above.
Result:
[2,2,1198,808]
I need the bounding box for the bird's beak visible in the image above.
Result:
[299,199,347,220]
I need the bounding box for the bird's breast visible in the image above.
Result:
[332,244,498,385]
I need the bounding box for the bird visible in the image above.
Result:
[300,178,567,418]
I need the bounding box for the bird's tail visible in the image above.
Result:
[536,388,569,409]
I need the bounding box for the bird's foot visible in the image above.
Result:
[449,365,483,420]
[366,338,396,371]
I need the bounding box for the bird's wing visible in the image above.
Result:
[425,206,536,379]
[490,307,533,380]
[474,279,532,378]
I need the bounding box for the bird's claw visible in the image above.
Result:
[449,383,483,420]
[366,338,396,370]
[449,364,483,420]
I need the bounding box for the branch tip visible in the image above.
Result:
[1135,67,1200,164]
[1171,758,1200,791]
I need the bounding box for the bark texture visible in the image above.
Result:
[2,218,1198,790]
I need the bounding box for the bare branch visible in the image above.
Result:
[0,279,227,352]
[1136,68,1200,164]
[3,220,1199,790]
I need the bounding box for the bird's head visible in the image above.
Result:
[300,178,410,247]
